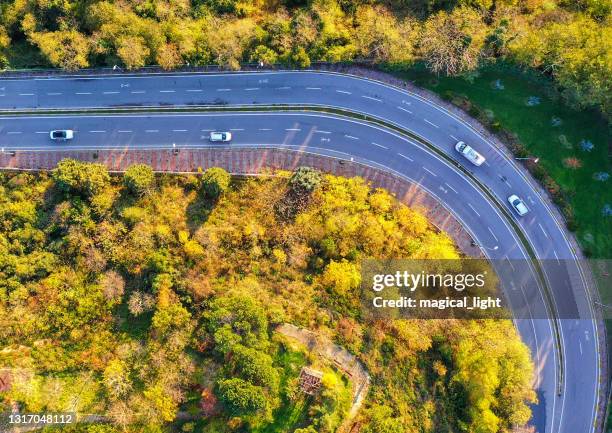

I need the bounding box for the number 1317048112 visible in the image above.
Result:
[5,413,75,425]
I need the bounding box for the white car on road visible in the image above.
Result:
[50,130,74,141]
[209,132,232,142]
[455,141,486,166]
[508,194,529,216]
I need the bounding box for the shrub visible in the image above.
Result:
[442,90,455,101]
[216,378,267,416]
[124,164,155,196]
[563,157,583,169]
[53,159,110,197]
[290,167,322,193]
[201,167,231,198]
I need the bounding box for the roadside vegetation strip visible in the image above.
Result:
[4,104,566,391]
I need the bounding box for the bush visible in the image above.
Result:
[290,167,322,193]
[216,378,267,416]
[53,159,110,197]
[468,105,481,118]
[566,218,579,232]
[530,164,547,181]
[124,164,155,196]
[441,90,455,101]
[201,167,231,198]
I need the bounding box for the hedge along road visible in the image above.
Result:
[0,71,602,433]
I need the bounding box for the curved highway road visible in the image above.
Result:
[0,71,602,433]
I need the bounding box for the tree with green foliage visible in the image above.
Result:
[0,26,10,68]
[232,344,280,392]
[216,378,267,416]
[362,405,405,433]
[290,46,311,68]
[124,164,155,196]
[250,45,278,65]
[29,30,90,70]
[53,159,111,197]
[309,371,352,432]
[204,294,269,352]
[294,428,317,433]
[320,259,361,296]
[290,166,322,193]
[117,36,151,70]
[201,167,231,198]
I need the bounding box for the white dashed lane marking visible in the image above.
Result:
[186,89,202,92]
[131,91,146,94]
[362,95,382,102]
[424,119,439,128]
[76,92,92,95]
[159,90,175,93]
[397,153,413,162]
[372,142,388,149]
[145,129,159,133]
[444,183,458,194]
[345,135,359,140]
[397,106,412,114]
[103,91,119,95]
[488,227,499,242]
[423,167,437,177]
[336,90,351,95]
[468,203,481,217]
[306,87,321,90]
[172,129,188,132]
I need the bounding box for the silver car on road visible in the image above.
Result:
[508,194,529,216]
[455,141,486,166]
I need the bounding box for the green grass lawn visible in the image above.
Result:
[388,63,611,258]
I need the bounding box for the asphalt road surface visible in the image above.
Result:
[0,71,602,433]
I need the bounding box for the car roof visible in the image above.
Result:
[514,200,528,213]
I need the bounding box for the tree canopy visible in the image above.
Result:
[0,164,535,432]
